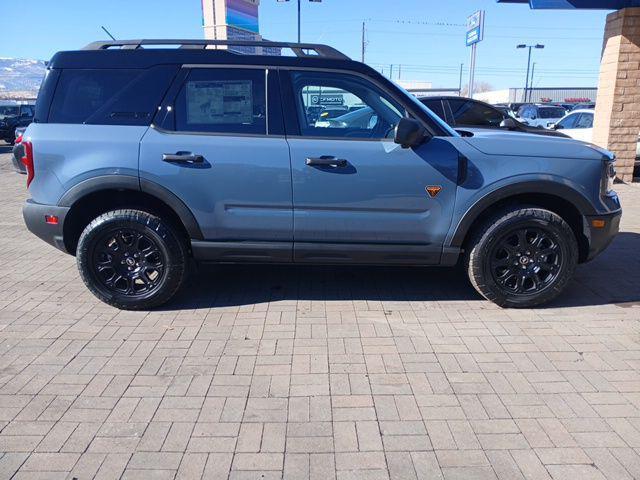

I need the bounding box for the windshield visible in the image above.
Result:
[394,83,459,137]
[0,106,19,118]
[539,107,566,119]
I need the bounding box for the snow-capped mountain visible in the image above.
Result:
[0,58,46,96]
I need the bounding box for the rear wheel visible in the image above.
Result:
[466,206,578,308]
[76,209,188,310]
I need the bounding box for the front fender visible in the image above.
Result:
[447,176,596,248]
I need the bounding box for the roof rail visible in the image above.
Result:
[82,39,350,60]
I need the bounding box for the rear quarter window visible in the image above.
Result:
[48,66,177,125]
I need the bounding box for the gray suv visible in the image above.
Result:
[20,39,621,310]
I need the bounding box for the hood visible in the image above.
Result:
[461,129,606,161]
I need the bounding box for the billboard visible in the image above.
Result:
[226,0,259,33]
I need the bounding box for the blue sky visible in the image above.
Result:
[6,0,610,89]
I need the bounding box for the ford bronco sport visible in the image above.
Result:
[20,39,621,310]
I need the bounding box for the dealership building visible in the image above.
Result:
[474,87,598,104]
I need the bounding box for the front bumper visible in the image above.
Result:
[584,209,621,262]
[22,200,70,253]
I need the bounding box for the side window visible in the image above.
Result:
[21,105,34,117]
[449,99,504,127]
[49,69,141,124]
[422,99,447,122]
[575,113,593,129]
[557,113,578,129]
[290,71,404,139]
[175,68,266,135]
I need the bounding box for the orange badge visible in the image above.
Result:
[426,186,442,198]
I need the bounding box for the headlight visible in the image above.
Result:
[601,157,616,196]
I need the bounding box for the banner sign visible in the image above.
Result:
[226,0,259,33]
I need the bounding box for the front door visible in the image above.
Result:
[139,67,293,261]
[283,70,460,264]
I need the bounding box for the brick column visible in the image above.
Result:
[593,8,640,182]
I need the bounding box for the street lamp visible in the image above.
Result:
[517,44,544,102]
[277,0,322,43]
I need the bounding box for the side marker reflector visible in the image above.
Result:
[45,215,59,225]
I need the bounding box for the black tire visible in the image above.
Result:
[76,209,188,310]
[465,206,578,308]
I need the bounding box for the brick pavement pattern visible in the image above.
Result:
[1,149,640,479]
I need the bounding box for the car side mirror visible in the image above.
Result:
[499,118,518,129]
[531,116,537,120]
[550,123,562,130]
[394,118,428,149]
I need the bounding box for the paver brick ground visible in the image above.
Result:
[1,147,640,479]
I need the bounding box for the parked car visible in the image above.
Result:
[314,106,350,126]
[21,39,620,310]
[420,96,569,138]
[549,109,594,143]
[571,103,595,111]
[550,110,640,175]
[517,104,567,128]
[11,126,27,173]
[0,102,35,144]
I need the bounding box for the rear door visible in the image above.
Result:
[139,67,293,260]
[282,70,460,264]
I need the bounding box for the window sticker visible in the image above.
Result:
[186,80,254,125]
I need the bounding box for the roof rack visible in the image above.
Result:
[82,39,350,60]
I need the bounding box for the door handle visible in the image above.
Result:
[162,152,205,164]
[306,156,348,168]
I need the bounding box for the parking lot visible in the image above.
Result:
[0,146,639,479]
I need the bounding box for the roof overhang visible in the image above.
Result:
[497,0,640,8]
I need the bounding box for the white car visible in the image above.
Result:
[517,104,567,129]
[550,109,594,142]
[552,110,640,170]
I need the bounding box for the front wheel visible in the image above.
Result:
[466,206,578,308]
[76,209,188,310]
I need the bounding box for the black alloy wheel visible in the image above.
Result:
[92,228,166,296]
[489,227,563,295]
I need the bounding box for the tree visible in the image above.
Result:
[460,81,494,97]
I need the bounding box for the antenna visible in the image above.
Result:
[101,26,117,41]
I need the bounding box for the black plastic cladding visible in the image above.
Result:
[43,47,451,136]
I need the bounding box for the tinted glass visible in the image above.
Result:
[539,107,566,119]
[448,99,504,127]
[49,70,141,124]
[49,67,178,125]
[291,71,403,139]
[21,105,34,116]
[557,113,579,129]
[575,113,593,128]
[175,68,266,135]
[420,99,446,121]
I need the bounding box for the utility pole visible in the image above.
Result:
[459,63,464,95]
[528,62,537,102]
[361,22,366,63]
[389,64,394,80]
[297,0,301,43]
[398,64,402,79]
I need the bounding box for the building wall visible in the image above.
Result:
[474,87,598,104]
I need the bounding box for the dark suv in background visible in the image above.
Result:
[420,96,568,138]
[0,103,35,144]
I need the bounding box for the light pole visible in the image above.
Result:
[517,44,544,103]
[277,0,323,43]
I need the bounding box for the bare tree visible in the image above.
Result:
[460,81,494,97]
